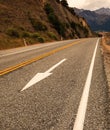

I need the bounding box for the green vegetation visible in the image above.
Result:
[47,32,58,40]
[70,22,76,29]
[56,0,75,15]
[70,21,89,37]
[68,7,75,15]
[44,3,66,37]
[26,36,45,44]
[56,0,60,3]
[21,31,31,38]
[31,33,40,38]
[3,26,46,49]
[6,28,20,38]
[44,2,89,38]
[76,24,89,37]
[29,17,47,31]
[61,0,68,7]
[37,37,45,43]
[82,27,89,37]
[70,22,80,38]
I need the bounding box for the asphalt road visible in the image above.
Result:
[0,38,109,130]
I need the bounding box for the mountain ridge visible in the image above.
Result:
[74,7,110,31]
[95,7,110,16]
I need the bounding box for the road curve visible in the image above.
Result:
[0,38,109,130]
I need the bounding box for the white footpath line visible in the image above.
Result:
[73,38,100,130]
[21,59,66,91]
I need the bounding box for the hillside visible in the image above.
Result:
[74,7,110,32]
[0,0,93,49]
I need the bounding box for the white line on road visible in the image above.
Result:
[21,59,66,91]
[0,43,57,57]
[73,38,100,130]
[0,44,50,57]
[0,40,75,57]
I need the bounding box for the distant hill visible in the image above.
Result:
[0,0,93,50]
[74,7,110,31]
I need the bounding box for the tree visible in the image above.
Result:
[61,0,68,7]
[68,7,75,15]
[56,0,60,3]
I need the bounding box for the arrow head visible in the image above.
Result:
[21,59,66,91]
[21,72,52,91]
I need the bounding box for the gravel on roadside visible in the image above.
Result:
[101,37,110,129]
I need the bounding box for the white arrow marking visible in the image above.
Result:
[21,59,66,91]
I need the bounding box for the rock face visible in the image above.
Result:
[0,0,93,49]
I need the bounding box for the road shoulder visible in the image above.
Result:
[101,37,110,129]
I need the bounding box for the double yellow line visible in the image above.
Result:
[0,40,85,76]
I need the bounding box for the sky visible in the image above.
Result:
[67,0,110,10]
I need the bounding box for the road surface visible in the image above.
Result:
[0,38,109,130]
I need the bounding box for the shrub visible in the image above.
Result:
[29,18,47,31]
[27,39,35,44]
[37,37,45,43]
[61,0,68,7]
[6,28,20,38]
[44,3,54,14]
[31,33,40,38]
[68,8,76,15]
[70,22,76,29]
[69,33,74,38]
[58,23,66,37]
[48,32,58,40]
[22,31,31,38]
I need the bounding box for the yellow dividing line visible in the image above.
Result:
[0,39,86,76]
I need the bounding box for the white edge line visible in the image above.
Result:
[73,38,100,130]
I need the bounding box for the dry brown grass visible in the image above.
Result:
[0,0,93,50]
[0,34,24,50]
[102,35,110,53]
[0,31,58,50]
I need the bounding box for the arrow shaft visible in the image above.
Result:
[46,59,66,73]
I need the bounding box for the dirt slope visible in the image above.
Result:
[0,0,93,49]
